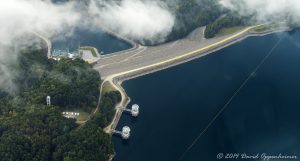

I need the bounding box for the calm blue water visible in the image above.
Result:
[52,27,132,55]
[113,30,300,161]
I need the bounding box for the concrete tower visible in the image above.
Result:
[46,96,51,106]
[131,104,140,117]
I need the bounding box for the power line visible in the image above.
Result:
[177,37,283,161]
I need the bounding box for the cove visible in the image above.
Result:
[112,30,300,161]
[52,27,132,55]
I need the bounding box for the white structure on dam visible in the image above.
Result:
[113,126,131,140]
[124,104,140,117]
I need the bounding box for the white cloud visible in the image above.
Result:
[219,0,300,23]
[0,0,80,93]
[0,0,175,92]
[0,0,80,45]
[88,0,175,44]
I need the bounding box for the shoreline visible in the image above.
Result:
[103,26,290,134]
[34,29,138,61]
[34,25,290,161]
[35,25,290,134]
[99,29,139,58]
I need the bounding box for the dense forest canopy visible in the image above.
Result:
[0,42,120,161]
[0,45,100,116]
[204,13,251,38]
[0,106,114,161]
[164,0,225,40]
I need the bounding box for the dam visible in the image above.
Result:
[93,25,289,134]
[112,29,300,161]
[34,24,287,136]
[93,25,277,80]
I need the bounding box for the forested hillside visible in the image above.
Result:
[165,0,224,40]
[0,47,100,116]
[165,0,253,40]
[56,0,251,42]
[204,13,251,38]
[0,43,119,161]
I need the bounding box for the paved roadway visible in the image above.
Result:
[32,31,52,58]
[93,25,271,133]
[93,26,254,79]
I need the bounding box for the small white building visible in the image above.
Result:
[68,53,74,59]
[62,112,80,119]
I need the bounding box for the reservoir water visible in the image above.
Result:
[112,30,300,161]
[52,27,132,55]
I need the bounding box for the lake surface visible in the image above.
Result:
[112,30,300,161]
[52,27,132,55]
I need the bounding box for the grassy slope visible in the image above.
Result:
[251,24,272,32]
[102,81,116,95]
[216,26,248,37]
[80,47,98,57]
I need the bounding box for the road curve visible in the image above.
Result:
[32,31,52,58]
[94,25,264,80]
[98,25,272,133]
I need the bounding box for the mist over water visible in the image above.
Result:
[0,0,175,92]
[52,27,132,55]
[88,0,175,44]
[3,0,300,92]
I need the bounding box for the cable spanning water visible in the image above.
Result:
[177,37,283,161]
